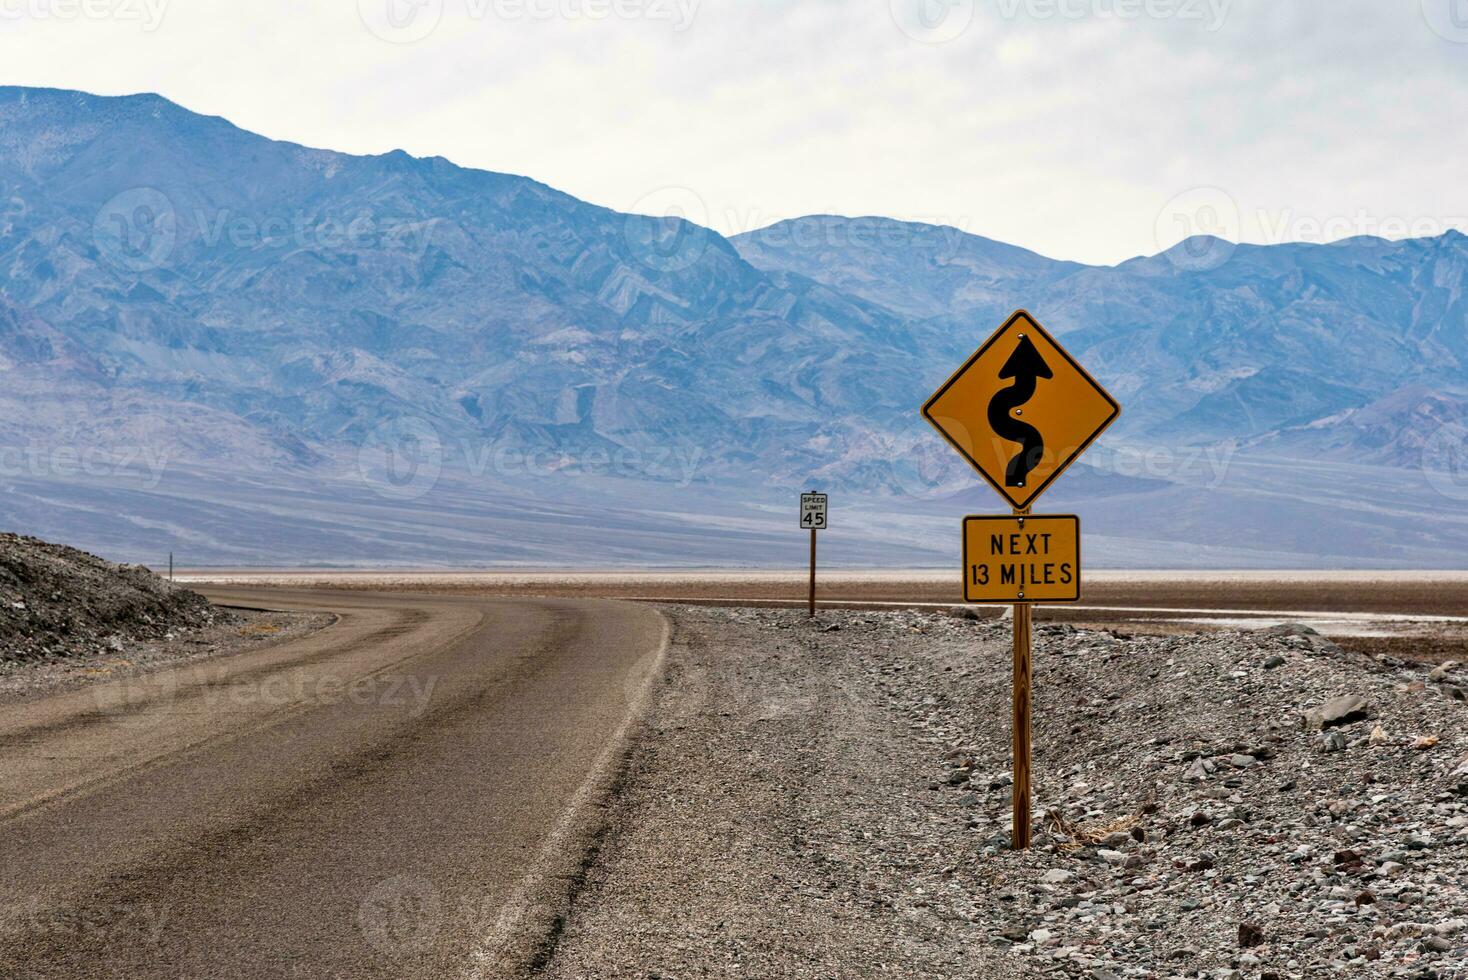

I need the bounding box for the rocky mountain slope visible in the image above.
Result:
[735,219,1468,464]
[1,85,1465,566]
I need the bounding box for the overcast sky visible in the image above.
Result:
[2,0,1465,264]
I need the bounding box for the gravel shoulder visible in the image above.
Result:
[0,607,332,705]
[539,606,1468,979]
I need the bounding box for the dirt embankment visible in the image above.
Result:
[0,533,227,664]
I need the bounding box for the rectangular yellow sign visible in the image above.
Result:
[962,515,1080,604]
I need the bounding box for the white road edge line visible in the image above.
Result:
[464,606,673,980]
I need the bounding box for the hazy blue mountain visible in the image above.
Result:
[0,86,934,483]
[1,85,1465,567]
[737,221,1468,461]
[733,215,1083,320]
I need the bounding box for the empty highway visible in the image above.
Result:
[0,589,667,979]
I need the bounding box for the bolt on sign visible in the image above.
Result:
[921,310,1119,511]
[963,515,1080,604]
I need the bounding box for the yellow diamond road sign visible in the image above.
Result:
[922,310,1120,510]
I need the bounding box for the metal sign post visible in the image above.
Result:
[921,310,1120,850]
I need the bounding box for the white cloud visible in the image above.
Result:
[1,0,1464,263]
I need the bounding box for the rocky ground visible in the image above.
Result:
[0,532,226,664]
[540,606,1468,979]
[0,533,326,700]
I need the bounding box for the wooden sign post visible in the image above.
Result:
[1011,570,1033,848]
[808,524,817,618]
[800,493,827,618]
[921,311,1120,849]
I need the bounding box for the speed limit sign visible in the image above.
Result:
[800,493,828,530]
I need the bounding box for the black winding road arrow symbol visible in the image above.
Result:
[986,335,1053,488]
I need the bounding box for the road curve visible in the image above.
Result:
[0,588,668,979]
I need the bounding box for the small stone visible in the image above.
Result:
[1263,655,1286,669]
[1422,936,1451,953]
[1319,731,1347,753]
[1411,735,1439,751]
[1239,922,1266,948]
[1097,849,1126,866]
[1379,861,1405,875]
[1041,869,1074,884]
[1355,889,1375,905]
[1228,753,1258,768]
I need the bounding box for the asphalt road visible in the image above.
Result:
[0,589,667,979]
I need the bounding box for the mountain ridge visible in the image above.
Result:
[1,85,1465,566]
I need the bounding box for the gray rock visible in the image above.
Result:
[1263,623,1319,638]
[1263,655,1286,669]
[1303,695,1371,730]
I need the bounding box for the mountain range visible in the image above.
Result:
[1,85,1465,568]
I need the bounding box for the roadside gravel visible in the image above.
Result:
[0,608,331,704]
[540,606,1468,979]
